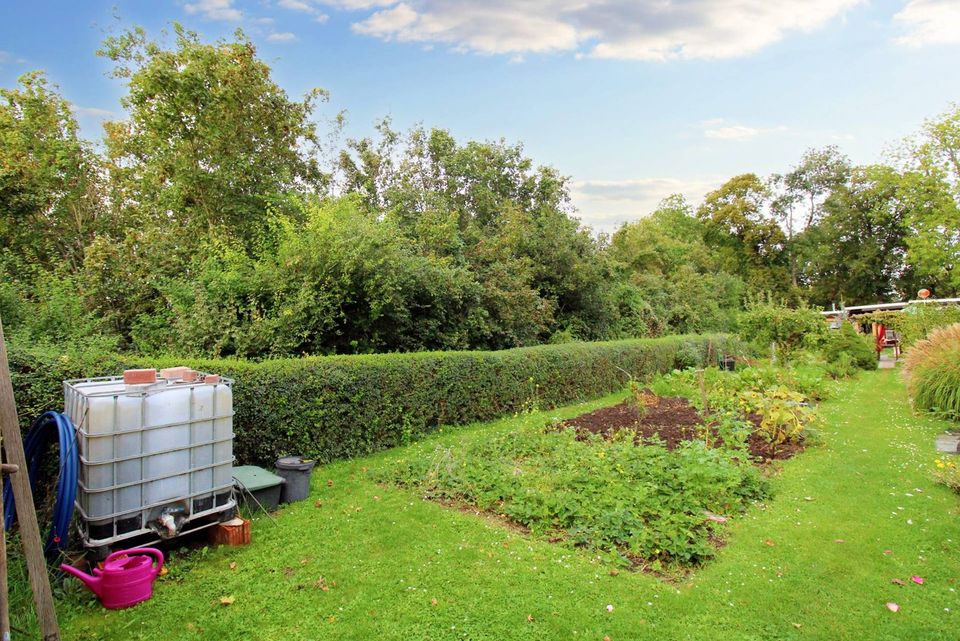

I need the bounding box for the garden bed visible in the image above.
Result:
[559,394,803,462]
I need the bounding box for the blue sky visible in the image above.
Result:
[1,0,958,232]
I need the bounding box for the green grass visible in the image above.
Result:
[14,370,960,640]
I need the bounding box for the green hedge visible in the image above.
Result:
[8,335,740,465]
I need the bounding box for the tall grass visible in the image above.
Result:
[903,323,960,420]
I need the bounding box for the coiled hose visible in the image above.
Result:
[3,411,79,560]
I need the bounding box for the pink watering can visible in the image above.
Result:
[61,547,164,609]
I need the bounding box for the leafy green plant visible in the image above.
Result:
[737,387,816,445]
[380,424,767,566]
[904,323,960,420]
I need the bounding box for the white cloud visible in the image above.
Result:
[184,0,243,22]
[894,0,960,47]
[570,176,722,232]
[700,118,786,140]
[71,105,113,118]
[0,50,27,65]
[328,0,863,60]
[279,0,314,11]
[267,31,299,42]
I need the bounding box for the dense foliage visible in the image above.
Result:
[903,323,960,420]
[2,27,959,359]
[9,335,736,465]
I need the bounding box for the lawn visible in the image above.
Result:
[26,369,960,639]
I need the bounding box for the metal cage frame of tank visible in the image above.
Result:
[64,373,237,549]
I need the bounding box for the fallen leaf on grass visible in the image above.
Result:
[431,598,438,606]
[892,578,906,586]
[527,614,535,623]
[792,623,802,629]
[886,602,900,613]
[314,577,330,591]
[834,539,845,544]
[763,539,775,547]
[327,480,334,487]
[314,500,323,508]
[229,561,237,570]
[604,636,612,641]
[911,576,924,585]
[219,596,235,606]
[883,550,893,555]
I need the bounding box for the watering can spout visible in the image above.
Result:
[60,563,103,596]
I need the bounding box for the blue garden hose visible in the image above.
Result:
[3,411,78,560]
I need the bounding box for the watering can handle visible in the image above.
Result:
[105,547,165,576]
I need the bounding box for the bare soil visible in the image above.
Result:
[559,394,802,462]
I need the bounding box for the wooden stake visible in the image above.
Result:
[0,317,60,640]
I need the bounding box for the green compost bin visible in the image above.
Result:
[233,465,285,513]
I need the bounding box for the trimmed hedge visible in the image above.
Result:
[9,335,741,465]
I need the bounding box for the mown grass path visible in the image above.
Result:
[54,370,959,640]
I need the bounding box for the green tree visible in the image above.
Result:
[800,165,912,306]
[696,174,790,296]
[611,196,744,334]
[99,24,327,251]
[771,146,851,286]
[0,71,102,274]
[899,104,960,295]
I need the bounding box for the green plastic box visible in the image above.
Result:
[233,465,284,513]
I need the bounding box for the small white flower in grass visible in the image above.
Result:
[606,604,614,612]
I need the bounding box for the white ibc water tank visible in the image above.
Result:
[65,372,236,549]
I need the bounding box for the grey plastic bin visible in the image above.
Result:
[275,456,316,503]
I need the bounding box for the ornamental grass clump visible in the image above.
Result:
[903,323,960,420]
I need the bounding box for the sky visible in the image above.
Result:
[1,0,959,232]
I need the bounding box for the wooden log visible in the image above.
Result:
[209,518,251,546]
[0,316,60,640]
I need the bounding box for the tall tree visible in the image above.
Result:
[0,72,102,274]
[801,165,911,306]
[697,174,790,296]
[899,104,960,295]
[99,24,327,250]
[771,146,851,286]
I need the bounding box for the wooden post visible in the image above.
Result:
[0,317,60,640]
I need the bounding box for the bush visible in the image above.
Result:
[738,296,826,362]
[8,335,742,465]
[903,323,960,420]
[821,323,876,373]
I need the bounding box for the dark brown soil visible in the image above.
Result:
[559,395,802,462]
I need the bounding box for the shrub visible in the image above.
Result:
[8,335,742,465]
[738,296,826,362]
[821,323,876,373]
[903,323,960,420]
